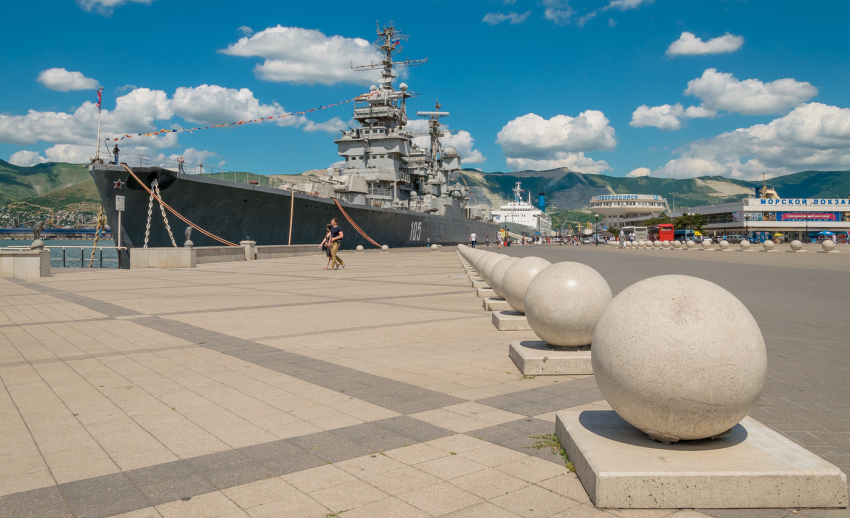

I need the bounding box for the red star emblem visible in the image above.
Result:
[114,179,124,189]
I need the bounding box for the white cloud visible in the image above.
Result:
[406,120,486,164]
[483,11,531,25]
[543,0,575,25]
[605,0,653,10]
[0,87,173,147]
[497,111,617,159]
[654,102,850,180]
[8,150,48,167]
[220,26,384,86]
[578,11,597,27]
[506,153,610,174]
[77,0,154,15]
[666,32,744,57]
[496,111,615,172]
[629,103,715,130]
[304,117,348,133]
[238,26,253,35]
[685,68,817,115]
[36,68,99,91]
[627,167,650,177]
[171,84,289,126]
[630,104,685,131]
[608,18,617,27]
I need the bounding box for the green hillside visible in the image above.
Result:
[458,168,850,212]
[0,159,91,204]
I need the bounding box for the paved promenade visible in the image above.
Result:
[0,246,847,518]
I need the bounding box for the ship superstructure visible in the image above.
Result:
[282,23,488,221]
[491,182,553,234]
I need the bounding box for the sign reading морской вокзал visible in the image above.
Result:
[746,198,850,207]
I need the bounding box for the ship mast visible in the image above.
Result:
[351,22,427,91]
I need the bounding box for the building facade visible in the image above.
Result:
[589,194,668,230]
[670,197,850,242]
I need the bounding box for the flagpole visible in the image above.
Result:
[94,87,104,162]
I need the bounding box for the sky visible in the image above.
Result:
[2,0,849,180]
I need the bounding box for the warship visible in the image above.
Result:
[89,23,503,267]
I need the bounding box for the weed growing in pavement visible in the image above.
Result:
[530,434,575,472]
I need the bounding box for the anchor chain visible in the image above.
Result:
[142,179,177,248]
[154,181,177,247]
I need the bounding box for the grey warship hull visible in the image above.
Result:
[91,164,502,267]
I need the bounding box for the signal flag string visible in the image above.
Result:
[107,95,367,142]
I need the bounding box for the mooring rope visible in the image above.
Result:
[333,198,381,248]
[121,164,238,247]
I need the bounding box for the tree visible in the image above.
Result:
[674,213,706,232]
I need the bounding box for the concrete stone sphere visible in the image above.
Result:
[822,239,836,252]
[653,240,662,248]
[473,251,492,273]
[702,240,712,249]
[481,254,507,285]
[762,240,774,251]
[740,240,751,250]
[525,262,613,347]
[790,240,803,251]
[720,240,730,249]
[502,257,552,314]
[592,275,767,443]
[430,244,438,251]
[381,244,389,251]
[356,245,364,252]
[490,257,519,299]
[672,240,682,248]
[662,240,670,248]
[637,240,645,248]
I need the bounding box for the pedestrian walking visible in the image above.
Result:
[486,236,490,247]
[320,224,333,270]
[329,218,346,269]
[470,232,477,248]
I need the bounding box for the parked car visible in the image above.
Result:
[581,238,593,244]
[724,235,746,244]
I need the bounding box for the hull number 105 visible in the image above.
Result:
[410,222,422,241]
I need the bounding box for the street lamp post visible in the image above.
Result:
[669,192,679,212]
[595,214,599,246]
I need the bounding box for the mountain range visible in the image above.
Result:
[2,158,850,216]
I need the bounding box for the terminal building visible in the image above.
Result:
[588,194,669,230]
[669,197,850,243]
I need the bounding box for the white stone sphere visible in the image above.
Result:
[638,240,645,248]
[502,257,551,314]
[592,275,767,443]
[653,240,662,248]
[740,240,751,250]
[474,252,492,273]
[686,240,695,249]
[702,240,712,249]
[356,245,364,251]
[822,239,836,252]
[430,244,438,251]
[762,240,774,251]
[790,240,802,251]
[525,262,613,347]
[381,244,389,251]
[481,254,507,285]
[490,257,519,299]
[672,240,681,249]
[662,240,670,248]
[719,240,730,249]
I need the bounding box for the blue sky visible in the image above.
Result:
[2,0,849,180]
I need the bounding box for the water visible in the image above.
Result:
[0,240,120,269]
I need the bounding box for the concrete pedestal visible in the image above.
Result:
[483,297,511,311]
[818,250,841,254]
[787,250,808,253]
[555,409,848,509]
[0,249,50,278]
[492,311,531,331]
[759,250,778,253]
[471,279,487,288]
[130,248,197,268]
[240,240,257,261]
[477,287,494,298]
[509,341,592,375]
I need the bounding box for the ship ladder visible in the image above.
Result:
[332,198,381,248]
[122,164,238,247]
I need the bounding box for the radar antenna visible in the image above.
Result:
[351,22,427,90]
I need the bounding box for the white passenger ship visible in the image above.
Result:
[490,182,553,234]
